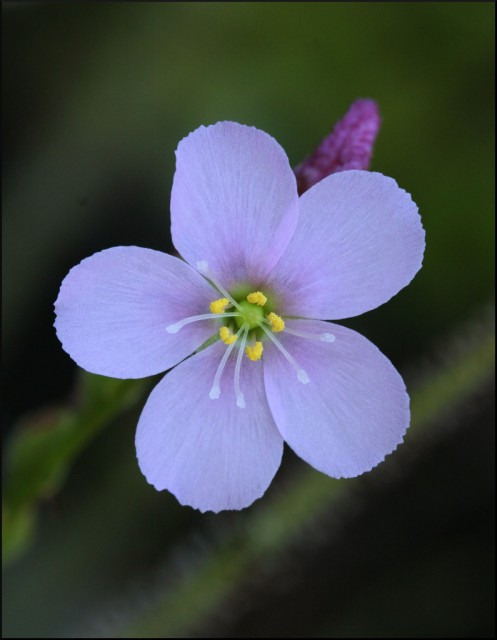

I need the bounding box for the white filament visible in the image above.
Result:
[166,312,239,334]
[196,261,244,312]
[209,325,246,400]
[259,323,309,384]
[282,327,335,342]
[234,326,249,408]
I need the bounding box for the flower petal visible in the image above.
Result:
[54,246,218,378]
[267,170,425,319]
[136,342,283,512]
[263,320,410,478]
[171,121,298,288]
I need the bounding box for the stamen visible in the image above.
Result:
[210,298,231,314]
[196,261,243,312]
[234,326,249,408]
[219,326,237,345]
[267,312,285,332]
[209,325,245,400]
[260,323,309,384]
[166,312,239,334]
[245,341,263,361]
[283,327,336,342]
[246,291,267,306]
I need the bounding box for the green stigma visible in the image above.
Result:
[235,300,265,330]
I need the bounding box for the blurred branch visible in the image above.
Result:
[2,374,149,564]
[95,305,494,638]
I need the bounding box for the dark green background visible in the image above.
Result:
[3,3,494,637]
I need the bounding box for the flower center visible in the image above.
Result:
[234,300,265,330]
[165,261,336,409]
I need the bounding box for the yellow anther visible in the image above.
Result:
[246,291,267,307]
[219,326,237,345]
[267,312,285,332]
[245,341,263,361]
[210,298,230,314]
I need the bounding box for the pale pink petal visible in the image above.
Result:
[267,170,425,319]
[54,246,218,378]
[136,342,283,512]
[171,121,298,288]
[264,320,410,478]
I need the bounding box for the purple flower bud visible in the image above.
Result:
[295,99,381,195]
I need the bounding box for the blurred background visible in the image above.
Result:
[2,2,494,637]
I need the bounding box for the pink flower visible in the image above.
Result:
[55,122,425,512]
